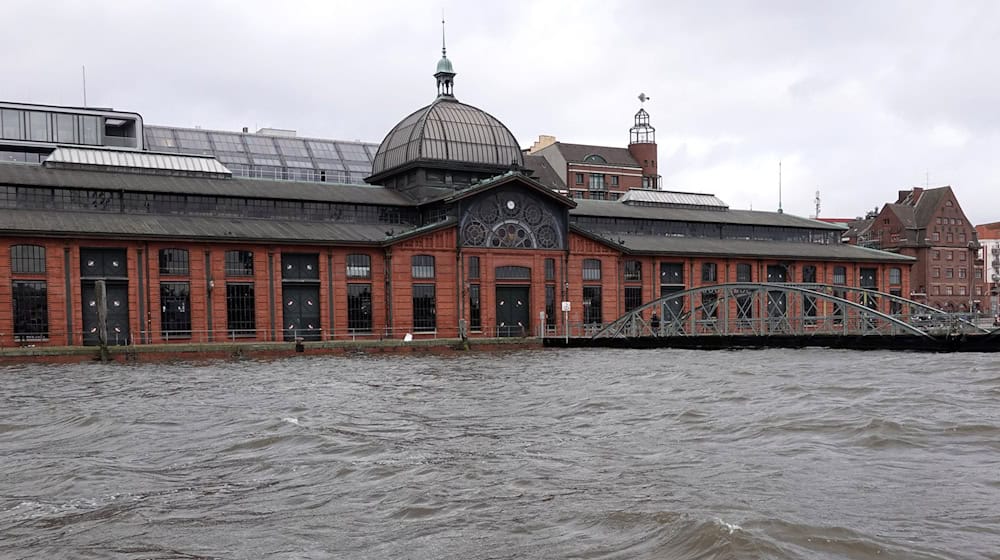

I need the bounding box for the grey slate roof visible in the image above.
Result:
[523,154,565,191]
[570,199,844,230]
[573,227,914,262]
[885,203,916,228]
[0,163,416,206]
[913,186,949,228]
[0,208,405,244]
[549,142,640,167]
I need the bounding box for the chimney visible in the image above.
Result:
[242,126,249,133]
[527,135,556,154]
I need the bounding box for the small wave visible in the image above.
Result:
[281,417,300,425]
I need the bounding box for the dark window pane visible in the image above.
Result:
[160,281,191,337]
[413,284,436,332]
[159,248,189,275]
[624,260,642,282]
[583,259,601,281]
[346,254,371,279]
[625,286,643,313]
[736,263,752,283]
[412,255,435,279]
[348,283,372,332]
[468,256,480,280]
[583,286,602,325]
[225,250,254,276]
[12,280,48,340]
[11,244,45,274]
[225,283,256,336]
[469,284,481,331]
[496,265,531,280]
[544,258,555,282]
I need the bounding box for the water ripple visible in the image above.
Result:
[1,349,998,559]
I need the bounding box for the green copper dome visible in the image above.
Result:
[436,55,454,74]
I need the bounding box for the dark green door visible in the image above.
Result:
[496,286,529,337]
[81,282,130,346]
[282,284,321,341]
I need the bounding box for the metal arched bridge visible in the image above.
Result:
[562,283,1000,352]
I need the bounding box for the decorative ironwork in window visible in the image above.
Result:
[460,191,563,249]
[12,280,48,340]
[412,255,435,279]
[346,254,371,279]
[496,266,531,280]
[225,283,256,336]
[160,282,191,338]
[159,248,189,276]
[225,250,254,276]
[582,259,601,281]
[545,258,556,282]
[584,154,607,163]
[413,284,436,332]
[11,244,45,274]
[347,284,372,332]
[468,256,480,280]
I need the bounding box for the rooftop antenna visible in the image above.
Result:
[778,161,783,214]
[441,11,446,58]
[814,189,821,218]
[925,170,929,188]
[81,65,88,107]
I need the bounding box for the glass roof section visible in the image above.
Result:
[143,125,378,185]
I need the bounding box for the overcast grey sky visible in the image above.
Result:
[4,0,999,224]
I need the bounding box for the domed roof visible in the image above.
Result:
[436,55,454,74]
[371,98,524,179]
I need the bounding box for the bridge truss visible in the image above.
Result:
[592,283,988,340]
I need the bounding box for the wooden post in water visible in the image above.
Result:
[95,280,109,362]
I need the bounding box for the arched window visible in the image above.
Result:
[584,154,607,164]
[11,244,45,274]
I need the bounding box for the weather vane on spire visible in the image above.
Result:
[638,93,650,105]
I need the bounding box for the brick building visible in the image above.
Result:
[0,50,913,347]
[863,186,983,311]
[525,105,659,200]
[975,222,1000,315]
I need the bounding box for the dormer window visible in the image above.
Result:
[584,154,607,164]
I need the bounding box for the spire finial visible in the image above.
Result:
[435,14,456,99]
[442,13,447,58]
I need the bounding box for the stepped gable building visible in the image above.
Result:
[0,48,912,347]
[526,102,659,200]
[862,186,983,311]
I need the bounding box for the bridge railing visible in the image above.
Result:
[592,283,985,340]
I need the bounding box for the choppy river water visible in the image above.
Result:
[1,348,999,559]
